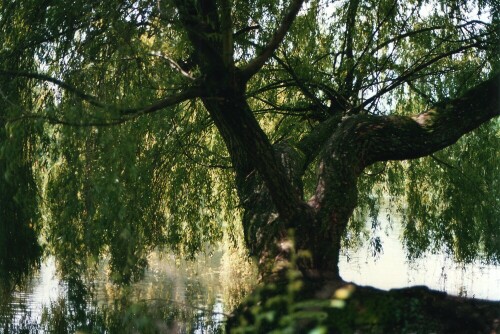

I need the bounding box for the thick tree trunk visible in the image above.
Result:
[201,85,315,280]
[173,0,500,284]
[171,3,500,331]
[242,73,499,282]
[227,279,500,333]
[201,74,500,283]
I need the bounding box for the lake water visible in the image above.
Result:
[1,220,499,332]
[1,251,247,333]
[340,228,500,300]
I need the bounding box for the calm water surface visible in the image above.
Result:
[340,227,500,300]
[2,219,499,332]
[1,251,248,333]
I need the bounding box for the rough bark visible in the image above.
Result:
[302,73,500,278]
[173,1,316,281]
[3,1,499,331]
[173,1,499,283]
[228,279,500,333]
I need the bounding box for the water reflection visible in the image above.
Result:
[0,249,255,333]
[340,219,500,300]
[0,209,42,333]
[0,216,41,292]
[1,218,499,332]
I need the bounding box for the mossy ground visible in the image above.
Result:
[228,279,500,333]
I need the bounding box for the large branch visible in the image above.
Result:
[356,42,482,112]
[0,70,204,121]
[339,0,361,97]
[343,73,499,169]
[220,0,234,67]
[173,0,224,73]
[296,44,487,167]
[306,74,499,276]
[0,70,106,108]
[240,0,304,81]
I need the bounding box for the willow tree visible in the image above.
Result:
[0,0,498,289]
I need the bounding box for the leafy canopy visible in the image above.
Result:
[0,0,498,282]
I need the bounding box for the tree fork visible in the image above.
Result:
[304,72,500,280]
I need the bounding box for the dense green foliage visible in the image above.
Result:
[0,40,41,284]
[0,0,498,287]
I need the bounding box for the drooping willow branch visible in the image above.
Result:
[0,70,204,125]
[240,0,305,81]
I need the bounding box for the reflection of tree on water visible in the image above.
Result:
[0,195,41,332]
[0,133,42,333]
[0,133,41,291]
[0,219,41,291]
[0,245,255,333]
[0,218,41,293]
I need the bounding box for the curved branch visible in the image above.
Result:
[0,70,106,108]
[148,52,195,80]
[341,73,499,169]
[313,73,498,215]
[356,42,482,112]
[240,0,304,81]
[119,86,203,116]
[306,74,499,276]
[0,70,204,119]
